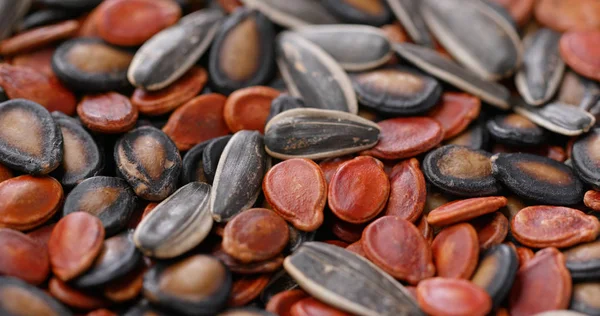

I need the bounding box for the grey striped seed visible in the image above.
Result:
[241,0,341,29]
[385,0,434,47]
[514,101,596,136]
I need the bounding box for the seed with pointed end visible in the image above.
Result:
[471,244,518,308]
[0,276,73,316]
[514,101,595,136]
[240,0,341,29]
[417,277,492,316]
[384,159,426,222]
[321,0,391,26]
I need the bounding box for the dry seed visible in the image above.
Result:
[0,228,49,285]
[240,0,341,29]
[134,182,212,258]
[296,24,392,71]
[290,296,353,316]
[516,247,534,268]
[212,246,284,275]
[265,289,307,316]
[345,240,366,257]
[584,190,600,211]
[490,0,535,26]
[0,276,72,316]
[535,0,600,32]
[385,0,434,47]
[10,45,57,78]
[565,239,600,280]
[17,9,79,32]
[180,139,210,185]
[427,196,507,227]
[103,264,145,303]
[276,31,358,114]
[284,242,424,316]
[219,308,276,316]
[321,0,391,26]
[0,1,32,41]
[331,220,365,244]
[417,277,492,316]
[471,244,518,308]
[471,212,509,250]
[384,158,426,222]
[486,113,546,146]
[63,176,137,237]
[432,223,479,279]
[447,122,489,150]
[558,70,600,112]
[0,20,79,56]
[228,274,271,307]
[210,130,267,222]
[514,101,596,136]
[77,92,138,134]
[319,156,353,184]
[266,95,305,124]
[428,92,481,140]
[209,8,276,94]
[560,30,600,82]
[572,128,600,188]
[224,86,280,133]
[570,282,600,316]
[260,269,299,304]
[264,108,380,160]
[202,135,232,184]
[48,277,109,310]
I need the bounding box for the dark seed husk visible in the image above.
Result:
[266,95,305,124]
[394,43,510,109]
[115,126,182,201]
[52,38,133,93]
[0,0,31,40]
[240,0,341,29]
[284,242,424,316]
[558,71,600,113]
[571,282,600,316]
[296,24,392,71]
[124,300,171,316]
[218,308,277,316]
[259,269,299,304]
[71,231,142,289]
[564,239,600,281]
[447,122,489,150]
[287,225,317,253]
[491,152,584,206]
[143,254,232,316]
[210,131,267,222]
[573,129,600,188]
[53,116,103,188]
[63,176,137,237]
[0,276,72,316]
[486,113,546,146]
[423,145,502,197]
[470,244,518,308]
[422,0,522,81]
[385,0,434,47]
[514,101,596,136]
[0,99,63,175]
[351,65,441,115]
[37,0,101,10]
[128,9,224,91]
[180,140,210,185]
[264,108,380,160]
[134,182,213,258]
[202,135,232,184]
[515,28,564,106]
[321,0,391,26]
[276,31,358,114]
[0,87,7,103]
[17,9,80,32]
[208,8,276,94]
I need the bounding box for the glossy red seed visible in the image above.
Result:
[0,228,49,285]
[428,92,481,140]
[427,196,508,227]
[0,20,80,56]
[470,212,509,250]
[49,277,109,310]
[417,277,492,316]
[228,274,271,307]
[385,158,427,223]
[560,30,600,81]
[431,223,479,279]
[318,156,353,184]
[223,86,281,133]
[330,219,366,244]
[266,289,308,316]
[78,92,138,134]
[516,247,535,268]
[584,190,600,211]
[535,0,600,32]
[290,297,352,316]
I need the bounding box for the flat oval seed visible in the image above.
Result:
[584,190,600,211]
[202,135,232,184]
[77,92,138,134]
[362,216,435,284]
[0,20,79,56]
[162,93,230,151]
[428,92,480,140]
[210,130,267,222]
[297,24,392,71]
[428,196,507,227]
[573,129,600,188]
[10,45,57,78]
[48,212,105,281]
[0,276,73,316]
[228,274,271,307]
[486,113,546,146]
[384,158,426,222]
[509,248,572,316]
[224,86,280,133]
[63,176,137,237]
[516,28,564,106]
[491,152,584,205]
[284,242,424,316]
[393,43,510,109]
[471,244,518,308]
[559,31,600,82]
[212,247,284,275]
[264,108,380,160]
[71,231,141,288]
[514,101,596,136]
[131,67,207,116]
[223,208,289,263]
[319,156,352,184]
[321,0,391,26]
[431,223,479,279]
[0,228,49,285]
[290,297,352,316]
[423,145,501,197]
[134,182,212,258]
[263,158,326,232]
[329,156,389,223]
[0,175,63,231]
[417,277,492,316]
[570,282,600,316]
[266,95,305,124]
[96,0,181,46]
[535,0,600,32]
[266,289,307,316]
[240,0,341,29]
[385,0,434,47]
[143,255,232,315]
[115,126,182,201]
[351,66,441,115]
[52,38,133,92]
[471,212,509,250]
[48,277,109,310]
[127,9,223,91]
[422,0,522,80]
[209,8,276,94]
[511,206,600,249]
[276,31,357,114]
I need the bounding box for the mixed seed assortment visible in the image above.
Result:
[2,0,600,315]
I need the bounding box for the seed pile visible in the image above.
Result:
[0,0,600,315]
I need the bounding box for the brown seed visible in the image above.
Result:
[0,175,63,231]
[490,0,535,26]
[417,215,434,243]
[27,223,56,248]
[516,247,534,268]
[584,190,600,211]
[48,212,105,281]
[223,208,289,263]
[362,216,435,284]
[345,240,366,257]
[535,0,600,32]
[48,277,108,310]
[318,156,352,184]
[330,219,366,244]
[328,156,390,224]
[11,45,57,78]
[0,20,79,56]
[511,205,600,248]
[0,228,49,285]
[103,265,145,303]
[223,86,281,133]
[141,202,158,220]
[559,31,600,82]
[212,245,284,275]
[509,248,572,316]
[131,67,208,116]
[162,93,231,151]
[384,158,427,223]
[432,223,479,279]
[263,158,326,232]
[471,212,509,250]
[427,196,508,227]
[417,277,492,316]
[96,0,181,46]
[266,289,308,316]
[228,274,270,307]
[428,92,481,140]
[0,63,76,115]
[290,297,353,316]
[77,92,138,134]
[362,117,443,160]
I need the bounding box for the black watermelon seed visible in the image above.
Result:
[287,225,317,254]
[486,113,546,146]
[17,9,80,32]
[470,244,518,308]
[564,239,600,281]
[571,282,600,316]
[202,135,232,184]
[571,128,600,189]
[180,139,210,185]
[446,122,489,150]
[36,0,102,10]
[321,0,392,26]
[266,95,305,124]
[0,1,31,40]
[0,276,73,316]
[259,269,299,304]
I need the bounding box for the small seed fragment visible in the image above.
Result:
[417,277,492,316]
